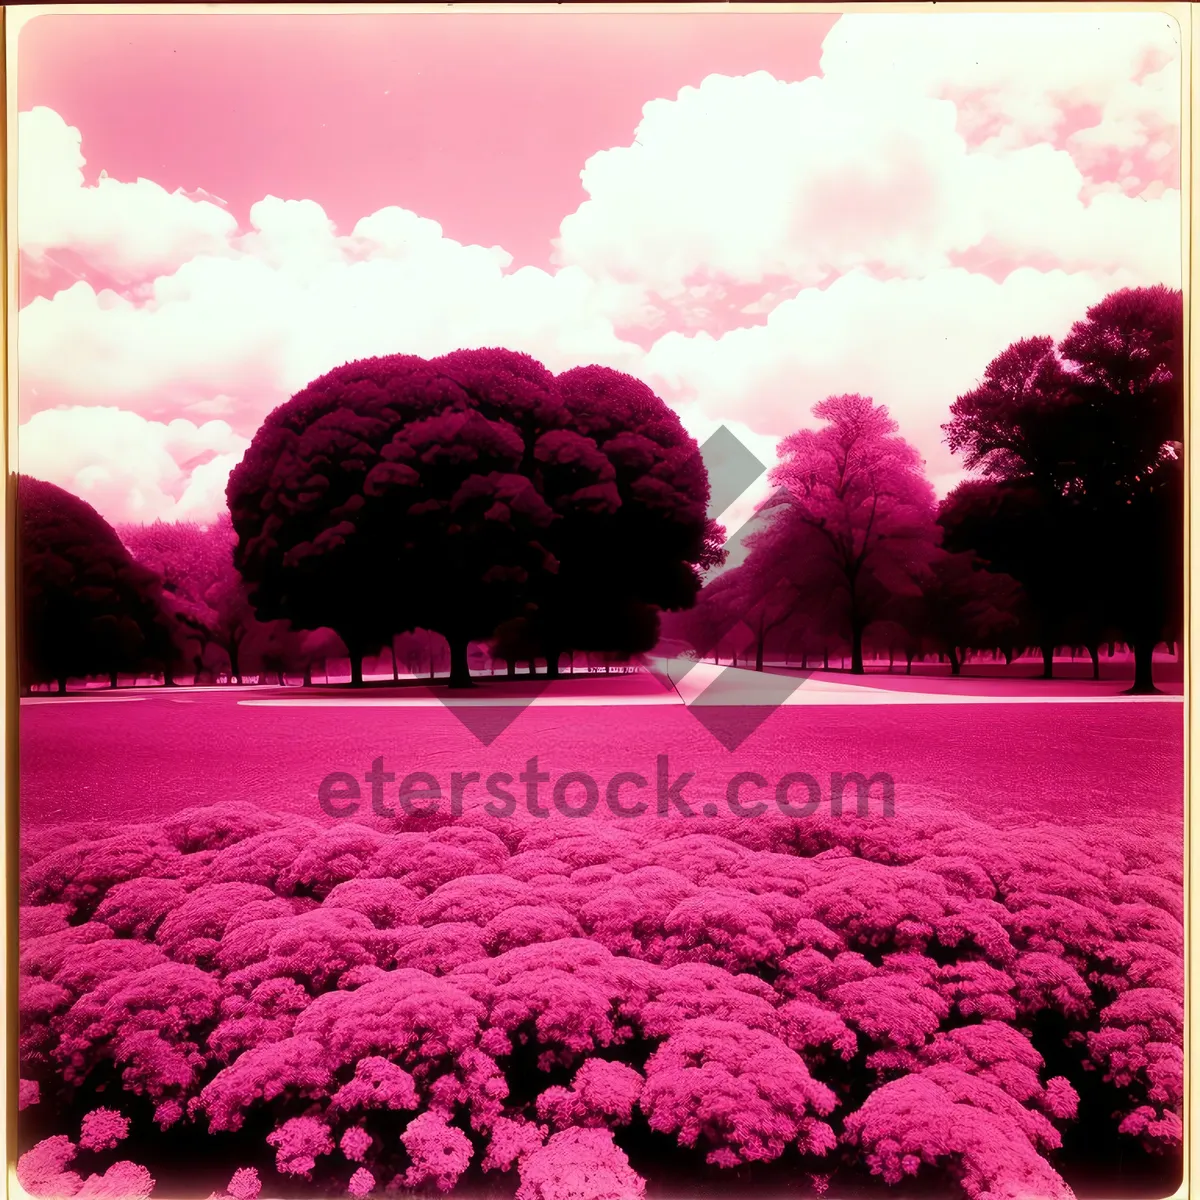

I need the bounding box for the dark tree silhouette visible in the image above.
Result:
[943,285,1183,691]
[227,350,567,688]
[943,336,1082,494]
[1060,286,1183,693]
[18,477,173,693]
[228,351,718,687]
[527,365,721,675]
[938,481,1075,679]
[909,550,1023,677]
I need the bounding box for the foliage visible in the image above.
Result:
[943,286,1183,689]
[19,476,174,691]
[226,351,714,685]
[17,797,1181,1199]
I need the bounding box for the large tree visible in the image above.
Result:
[228,350,566,687]
[227,349,716,687]
[943,285,1182,691]
[18,477,173,693]
[763,394,940,674]
[1060,285,1183,692]
[525,365,721,674]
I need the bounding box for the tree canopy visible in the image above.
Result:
[942,285,1183,690]
[760,394,940,674]
[227,349,717,685]
[19,476,173,692]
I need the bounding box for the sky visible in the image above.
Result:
[15,8,1183,529]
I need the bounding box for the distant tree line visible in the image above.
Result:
[669,285,1182,693]
[16,287,1181,694]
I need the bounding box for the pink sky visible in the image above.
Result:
[15,9,1183,527]
[17,11,835,275]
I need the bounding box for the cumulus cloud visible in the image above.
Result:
[643,267,1126,486]
[19,197,640,432]
[15,9,1184,523]
[18,108,238,284]
[18,407,249,524]
[555,20,1180,321]
[820,11,1180,179]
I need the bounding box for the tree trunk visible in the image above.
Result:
[506,658,516,679]
[58,674,68,695]
[230,641,244,686]
[905,650,913,676]
[545,648,562,679]
[110,669,119,689]
[392,645,399,682]
[1040,644,1054,680]
[348,651,364,687]
[1088,644,1101,681]
[1127,639,1160,694]
[163,663,176,687]
[755,621,765,672]
[304,662,314,688]
[448,636,474,688]
[850,623,865,675]
[823,648,829,670]
[948,646,961,677]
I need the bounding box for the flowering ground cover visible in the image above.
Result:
[17,687,1183,1200]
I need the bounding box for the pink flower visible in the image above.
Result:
[481,1117,546,1173]
[640,1017,836,1166]
[226,1167,261,1200]
[14,795,1182,1196]
[329,1057,418,1115]
[199,1036,333,1132]
[266,1115,334,1177]
[79,1108,130,1152]
[516,1128,645,1200]
[401,1112,472,1192]
[844,1071,1073,1200]
[347,1167,375,1196]
[17,1136,83,1197]
[537,1061,644,1129]
[75,1162,155,1199]
[339,1126,372,1162]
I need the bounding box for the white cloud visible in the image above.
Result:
[15,9,1183,518]
[558,71,981,302]
[18,107,238,283]
[554,13,1180,320]
[19,198,641,432]
[18,406,249,525]
[641,267,1126,485]
[819,11,1180,167]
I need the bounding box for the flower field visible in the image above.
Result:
[18,790,1183,1199]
